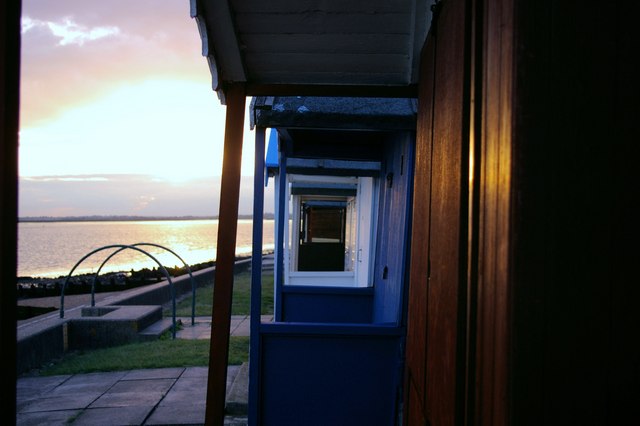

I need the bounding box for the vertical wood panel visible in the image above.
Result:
[425,0,469,423]
[404,0,471,423]
[473,0,513,425]
[404,34,435,426]
[508,2,640,424]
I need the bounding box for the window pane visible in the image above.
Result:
[302,205,344,243]
[298,200,347,271]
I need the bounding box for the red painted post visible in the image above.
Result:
[205,84,246,426]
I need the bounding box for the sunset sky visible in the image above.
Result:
[19,0,270,217]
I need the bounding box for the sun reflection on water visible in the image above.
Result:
[18,219,275,278]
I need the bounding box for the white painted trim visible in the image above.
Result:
[288,271,356,287]
[355,177,375,287]
[283,174,377,288]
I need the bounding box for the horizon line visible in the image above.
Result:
[18,213,276,223]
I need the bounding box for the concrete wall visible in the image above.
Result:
[17,324,66,375]
[113,265,216,307]
[67,306,162,350]
[112,260,250,307]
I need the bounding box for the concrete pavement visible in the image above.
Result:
[16,315,271,425]
[17,366,247,426]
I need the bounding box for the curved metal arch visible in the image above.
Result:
[91,243,196,325]
[60,244,177,339]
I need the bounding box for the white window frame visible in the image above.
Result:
[284,174,377,287]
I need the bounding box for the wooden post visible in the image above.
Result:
[0,1,21,424]
[205,84,246,426]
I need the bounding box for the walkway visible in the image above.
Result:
[16,315,270,425]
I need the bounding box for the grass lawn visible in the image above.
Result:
[166,269,274,317]
[38,336,250,376]
[35,269,273,376]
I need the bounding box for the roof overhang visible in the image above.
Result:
[190,0,432,102]
[251,96,417,131]
[254,96,417,179]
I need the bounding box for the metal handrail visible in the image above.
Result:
[90,243,196,325]
[59,244,177,339]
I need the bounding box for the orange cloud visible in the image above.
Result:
[20,0,208,126]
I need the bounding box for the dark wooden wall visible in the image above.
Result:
[472,0,512,424]
[405,0,639,425]
[404,35,435,426]
[404,0,470,423]
[509,1,639,424]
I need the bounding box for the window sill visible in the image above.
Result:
[286,271,370,287]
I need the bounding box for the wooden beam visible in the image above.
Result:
[205,84,246,426]
[245,83,418,99]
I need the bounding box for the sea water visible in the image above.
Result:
[18,219,275,278]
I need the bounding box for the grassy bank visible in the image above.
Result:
[38,336,250,376]
[166,269,274,317]
[34,269,272,376]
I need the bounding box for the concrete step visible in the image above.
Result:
[138,317,179,341]
[226,361,249,415]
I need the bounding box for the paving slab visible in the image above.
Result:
[19,392,99,413]
[121,367,185,381]
[181,366,208,378]
[16,375,71,396]
[72,406,154,426]
[160,377,207,404]
[229,318,248,336]
[48,371,127,395]
[175,320,211,340]
[16,409,83,426]
[145,402,207,425]
[225,362,248,414]
[16,375,72,412]
[89,378,175,408]
[16,365,248,426]
[226,365,240,387]
[173,315,273,339]
[224,416,249,426]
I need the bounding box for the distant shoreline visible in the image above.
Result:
[19,214,274,223]
[16,251,268,292]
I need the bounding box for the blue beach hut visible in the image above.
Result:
[248,96,417,425]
